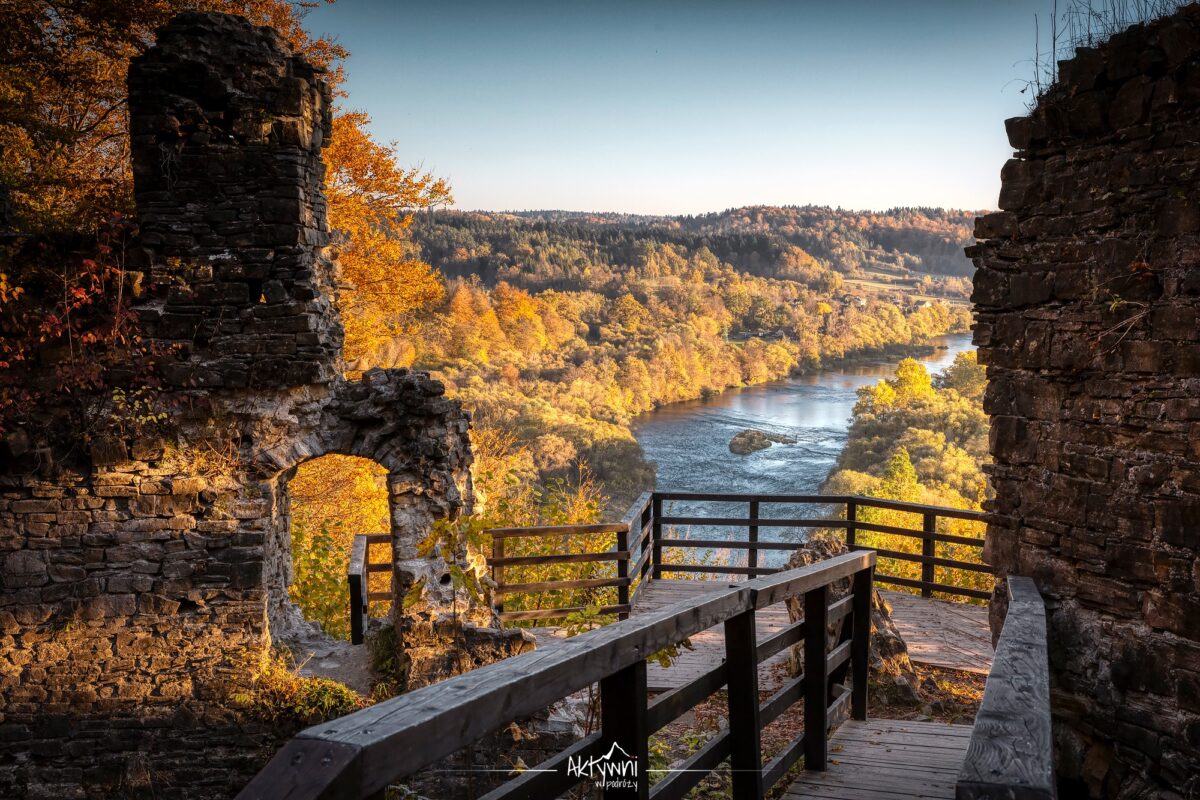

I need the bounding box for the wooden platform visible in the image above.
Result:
[880,590,993,674]
[531,579,993,690]
[635,579,793,691]
[783,719,973,800]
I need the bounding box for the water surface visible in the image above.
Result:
[632,334,975,558]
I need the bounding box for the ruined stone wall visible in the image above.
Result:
[971,8,1200,797]
[0,12,522,799]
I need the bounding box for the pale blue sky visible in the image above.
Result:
[303,1,1052,214]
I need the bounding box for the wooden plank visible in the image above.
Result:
[647,662,726,732]
[650,492,984,522]
[759,671,805,727]
[477,733,600,800]
[347,535,367,646]
[746,551,876,610]
[601,660,649,799]
[782,719,972,800]
[851,567,872,720]
[762,730,806,790]
[647,728,731,800]
[849,544,992,574]
[634,580,795,693]
[848,496,986,522]
[658,516,850,529]
[653,492,834,503]
[849,520,986,547]
[488,550,629,568]
[756,618,807,663]
[487,522,628,538]
[875,574,992,601]
[657,538,813,550]
[494,576,630,595]
[620,491,654,529]
[803,585,829,772]
[661,563,780,576]
[956,577,1054,800]
[724,609,764,799]
[498,603,630,622]
[881,591,993,674]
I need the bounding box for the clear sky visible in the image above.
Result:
[303,0,1051,214]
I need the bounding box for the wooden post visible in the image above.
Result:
[803,585,829,771]
[850,566,872,720]
[600,660,650,799]
[921,512,936,597]
[348,535,367,645]
[845,500,857,548]
[724,609,764,799]
[747,499,760,579]
[651,495,663,580]
[492,535,505,617]
[616,525,630,621]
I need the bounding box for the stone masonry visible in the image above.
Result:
[971,7,1200,797]
[0,12,525,799]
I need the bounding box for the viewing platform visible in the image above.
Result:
[245,492,1051,800]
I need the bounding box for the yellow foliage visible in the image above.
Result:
[325,112,450,369]
[289,455,391,636]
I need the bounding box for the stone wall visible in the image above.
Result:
[0,12,523,799]
[971,7,1200,797]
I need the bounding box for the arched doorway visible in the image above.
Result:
[286,454,392,640]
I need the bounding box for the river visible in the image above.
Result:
[631,333,975,556]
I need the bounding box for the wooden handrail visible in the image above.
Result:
[241,551,877,800]
[482,491,992,622]
[956,576,1055,800]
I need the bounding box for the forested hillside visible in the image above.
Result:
[357,210,977,510]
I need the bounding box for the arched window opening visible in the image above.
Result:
[287,454,392,640]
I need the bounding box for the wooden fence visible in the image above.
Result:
[240,551,877,800]
[347,534,391,645]
[486,491,991,625]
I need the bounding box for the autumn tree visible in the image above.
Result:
[1,0,450,369]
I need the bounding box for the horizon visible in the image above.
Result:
[302,1,1053,215]
[424,203,990,217]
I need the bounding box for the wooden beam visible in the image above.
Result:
[656,516,851,529]
[493,576,630,595]
[487,522,629,539]
[488,550,629,568]
[803,585,830,772]
[956,576,1054,800]
[497,603,631,622]
[600,660,649,799]
[347,535,367,646]
[724,608,764,799]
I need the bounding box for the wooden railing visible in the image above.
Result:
[957,576,1055,800]
[241,551,876,800]
[347,533,391,645]
[486,491,990,625]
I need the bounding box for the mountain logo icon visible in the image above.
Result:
[566,740,640,788]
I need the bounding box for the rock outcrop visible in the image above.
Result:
[729,428,797,454]
[783,536,923,706]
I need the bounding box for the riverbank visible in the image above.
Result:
[631,333,976,510]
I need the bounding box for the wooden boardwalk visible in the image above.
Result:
[880,590,992,674]
[531,579,993,690]
[783,719,973,799]
[636,580,793,691]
